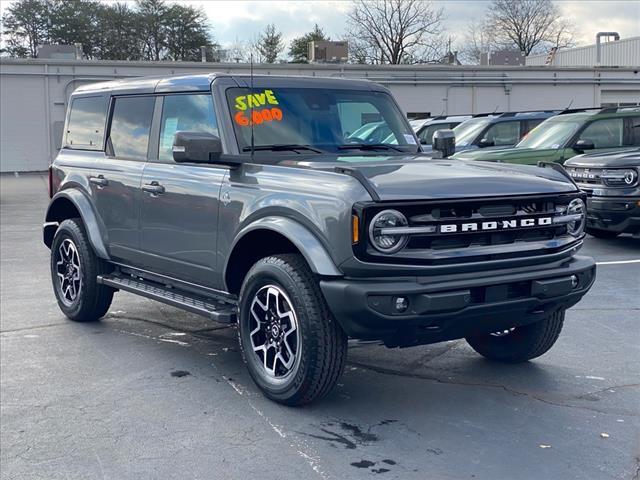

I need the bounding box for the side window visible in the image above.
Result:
[523,119,543,137]
[66,96,106,150]
[418,124,440,145]
[579,118,623,148]
[158,94,219,161]
[482,121,520,146]
[624,116,640,146]
[108,96,155,160]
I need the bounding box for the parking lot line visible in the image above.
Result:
[595,259,640,265]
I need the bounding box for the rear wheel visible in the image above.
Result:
[238,254,347,406]
[587,227,620,239]
[50,218,114,322]
[465,310,565,363]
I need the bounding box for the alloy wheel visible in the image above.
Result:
[248,285,300,378]
[55,238,82,306]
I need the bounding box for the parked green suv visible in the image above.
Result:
[453,108,640,165]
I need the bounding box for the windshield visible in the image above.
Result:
[348,122,392,144]
[517,119,583,149]
[226,87,418,155]
[452,118,491,146]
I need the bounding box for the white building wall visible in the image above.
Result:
[526,36,640,67]
[1,58,639,172]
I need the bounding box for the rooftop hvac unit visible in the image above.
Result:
[308,41,349,63]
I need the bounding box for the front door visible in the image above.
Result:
[139,93,225,287]
[572,116,640,158]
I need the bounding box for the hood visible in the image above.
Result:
[287,154,577,201]
[453,147,553,161]
[564,148,640,168]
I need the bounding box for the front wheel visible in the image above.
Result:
[465,310,565,363]
[238,254,347,406]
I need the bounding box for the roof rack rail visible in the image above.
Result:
[497,109,559,118]
[557,107,602,115]
[598,106,640,114]
[472,112,502,118]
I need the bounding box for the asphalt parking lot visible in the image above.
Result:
[1,173,638,480]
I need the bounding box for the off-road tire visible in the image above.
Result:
[238,254,348,406]
[50,218,114,322]
[586,227,620,239]
[465,310,565,363]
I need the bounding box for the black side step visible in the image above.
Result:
[98,274,237,323]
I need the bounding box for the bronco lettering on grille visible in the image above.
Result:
[439,217,552,233]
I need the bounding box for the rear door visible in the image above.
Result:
[92,95,154,264]
[138,93,226,287]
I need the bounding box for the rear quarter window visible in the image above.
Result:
[66,96,107,150]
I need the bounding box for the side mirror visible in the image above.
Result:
[432,129,455,158]
[574,139,595,152]
[173,131,223,163]
[478,138,495,148]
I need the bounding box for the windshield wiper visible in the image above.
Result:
[337,143,405,152]
[241,144,324,153]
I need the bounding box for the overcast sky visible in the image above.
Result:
[2,0,639,53]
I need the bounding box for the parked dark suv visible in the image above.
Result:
[565,148,640,238]
[454,108,640,164]
[44,74,596,405]
[411,115,471,151]
[452,111,558,152]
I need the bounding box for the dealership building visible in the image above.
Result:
[1,56,639,172]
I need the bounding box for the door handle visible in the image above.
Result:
[142,181,165,195]
[89,175,108,187]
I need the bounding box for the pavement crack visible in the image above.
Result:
[0,322,68,334]
[105,313,234,342]
[347,360,639,417]
[576,383,640,399]
[407,343,459,370]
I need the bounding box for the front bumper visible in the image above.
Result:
[320,255,596,347]
[586,196,640,234]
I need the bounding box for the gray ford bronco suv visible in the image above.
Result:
[44,74,596,405]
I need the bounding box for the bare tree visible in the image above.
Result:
[346,0,445,64]
[486,0,575,56]
[227,37,250,63]
[458,20,494,64]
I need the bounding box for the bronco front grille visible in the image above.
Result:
[354,193,583,265]
[565,166,604,186]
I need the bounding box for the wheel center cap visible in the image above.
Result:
[270,324,280,338]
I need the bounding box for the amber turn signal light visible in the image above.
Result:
[352,215,360,244]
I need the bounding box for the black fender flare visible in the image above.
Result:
[44,190,110,260]
[225,216,342,279]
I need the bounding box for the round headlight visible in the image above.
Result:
[369,209,408,253]
[602,169,638,186]
[624,169,637,185]
[566,198,586,237]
